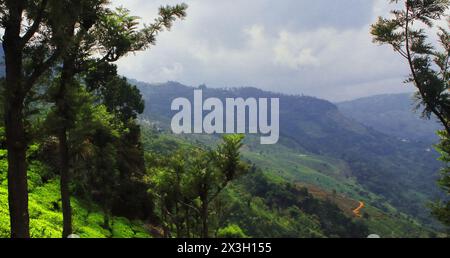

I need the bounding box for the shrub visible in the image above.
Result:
[217,224,248,238]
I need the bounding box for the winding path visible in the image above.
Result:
[353,201,365,217]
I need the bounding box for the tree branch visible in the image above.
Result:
[404,1,450,134]
[24,47,62,93]
[19,0,48,48]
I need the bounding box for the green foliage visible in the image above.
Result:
[85,62,145,121]
[214,134,247,182]
[145,134,249,238]
[431,131,450,226]
[217,224,248,238]
[0,149,150,238]
[216,186,324,238]
[95,4,187,62]
[371,0,450,123]
[111,217,137,238]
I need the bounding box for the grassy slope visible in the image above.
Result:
[0,149,151,238]
[153,131,435,237]
[243,137,436,237]
[223,184,327,238]
[248,141,438,237]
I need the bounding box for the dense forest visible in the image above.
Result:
[0,0,449,238]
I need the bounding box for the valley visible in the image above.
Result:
[135,80,445,237]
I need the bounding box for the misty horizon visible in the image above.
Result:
[130,78,417,103]
[112,0,426,102]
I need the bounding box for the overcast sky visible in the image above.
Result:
[112,0,415,102]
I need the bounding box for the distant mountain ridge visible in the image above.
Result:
[337,93,441,143]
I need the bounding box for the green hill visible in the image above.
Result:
[135,81,444,236]
[0,148,151,238]
[141,127,434,237]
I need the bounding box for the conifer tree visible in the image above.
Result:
[371,0,450,226]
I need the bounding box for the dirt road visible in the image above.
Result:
[353,201,365,217]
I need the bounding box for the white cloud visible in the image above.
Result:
[161,63,184,80]
[274,31,320,68]
[111,0,428,101]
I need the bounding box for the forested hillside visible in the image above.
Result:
[140,129,374,237]
[136,81,443,229]
[140,126,433,237]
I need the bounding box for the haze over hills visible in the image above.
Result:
[134,80,443,229]
[337,93,441,143]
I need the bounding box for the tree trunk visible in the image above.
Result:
[103,211,110,230]
[58,127,72,237]
[57,57,75,238]
[175,202,181,237]
[5,99,29,238]
[3,7,30,238]
[185,205,190,238]
[161,203,170,238]
[200,195,208,238]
